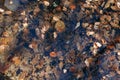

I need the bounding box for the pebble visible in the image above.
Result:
[63,69,67,73]
[117,51,120,55]
[82,23,89,28]
[86,31,95,36]
[92,48,98,56]
[117,2,120,8]
[23,22,28,28]
[53,32,57,39]
[21,11,26,16]
[0,8,4,13]
[85,57,94,67]
[62,7,67,11]
[94,22,100,29]
[93,42,102,48]
[43,1,50,7]
[75,22,80,29]
[53,16,60,21]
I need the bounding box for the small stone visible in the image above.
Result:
[86,31,95,36]
[94,22,100,29]
[117,2,120,8]
[9,0,13,4]
[92,48,97,56]
[35,28,40,36]
[53,32,57,39]
[41,34,45,39]
[75,22,80,29]
[82,23,89,28]
[53,16,60,21]
[117,51,120,55]
[96,42,102,47]
[101,39,107,45]
[43,1,50,7]
[63,69,67,73]
[0,8,4,13]
[102,76,107,79]
[85,57,94,67]
[62,7,67,11]
[29,42,38,50]
[100,10,103,14]
[21,11,26,16]
[93,42,102,48]
[23,22,28,28]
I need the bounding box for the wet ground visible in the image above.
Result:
[0,0,120,80]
